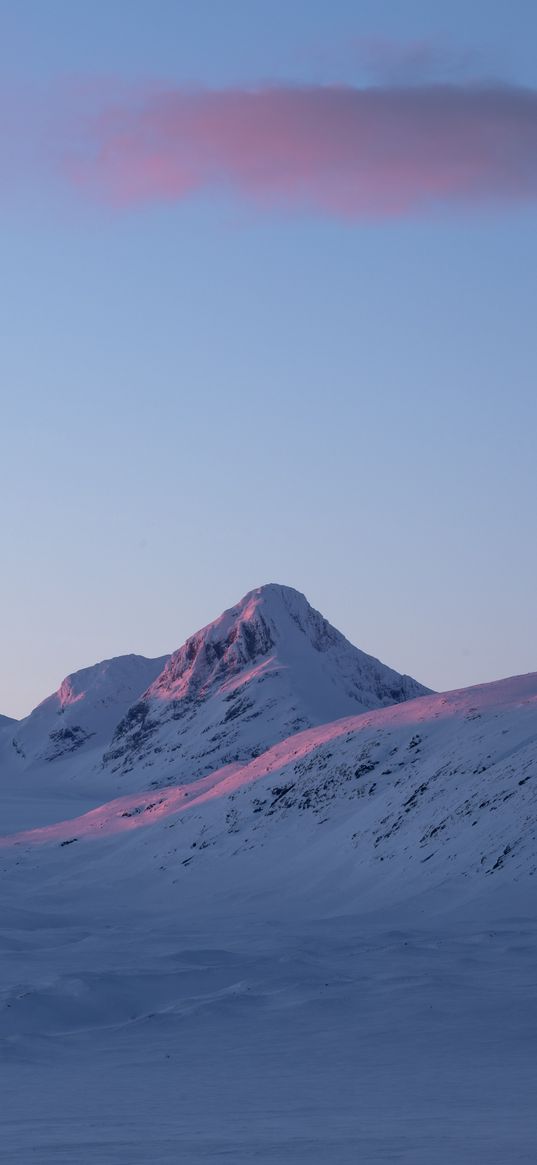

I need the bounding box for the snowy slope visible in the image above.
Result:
[101,583,430,787]
[4,670,536,893]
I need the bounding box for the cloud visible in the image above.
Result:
[67,81,537,218]
[34,80,537,219]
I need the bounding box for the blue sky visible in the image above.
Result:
[1,1,537,717]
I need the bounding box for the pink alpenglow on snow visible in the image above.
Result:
[3,670,536,850]
[68,82,537,217]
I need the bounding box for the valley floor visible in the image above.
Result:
[2,905,537,1164]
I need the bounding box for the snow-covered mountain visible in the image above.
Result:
[102,583,430,786]
[5,670,536,892]
[7,653,169,769]
[1,594,536,1164]
[0,714,17,731]
[1,584,429,795]
[3,586,534,893]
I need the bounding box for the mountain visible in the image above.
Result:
[2,584,429,797]
[101,583,430,786]
[7,653,169,769]
[0,714,17,731]
[1,609,535,1162]
[6,670,536,892]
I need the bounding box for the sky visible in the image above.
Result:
[1,0,537,718]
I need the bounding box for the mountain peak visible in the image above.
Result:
[238,582,309,610]
[103,584,431,785]
[146,583,340,705]
[3,584,431,788]
[232,583,341,647]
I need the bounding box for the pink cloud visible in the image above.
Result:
[4,77,537,219]
[24,80,537,218]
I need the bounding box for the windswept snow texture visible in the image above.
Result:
[1,666,537,1163]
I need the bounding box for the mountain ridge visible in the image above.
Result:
[3,669,536,892]
[102,583,431,785]
[2,583,430,790]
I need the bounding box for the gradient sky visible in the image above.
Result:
[1,0,537,718]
